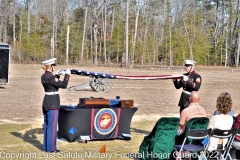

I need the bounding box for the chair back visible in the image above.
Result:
[187,128,212,140]
[174,128,212,159]
[210,128,235,159]
[211,128,234,139]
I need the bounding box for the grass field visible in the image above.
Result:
[1,64,240,160]
[0,120,158,160]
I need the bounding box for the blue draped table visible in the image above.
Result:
[58,106,138,142]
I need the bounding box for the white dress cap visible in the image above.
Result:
[42,58,57,66]
[184,60,196,65]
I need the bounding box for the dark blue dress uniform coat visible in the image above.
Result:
[41,71,70,110]
[173,71,201,113]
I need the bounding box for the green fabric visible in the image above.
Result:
[139,117,180,160]
[185,117,209,131]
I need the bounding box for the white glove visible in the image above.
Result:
[182,75,188,81]
[55,70,65,75]
[66,68,71,75]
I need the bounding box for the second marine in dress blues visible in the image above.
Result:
[173,60,202,113]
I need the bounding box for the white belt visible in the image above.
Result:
[45,91,59,95]
[182,90,191,95]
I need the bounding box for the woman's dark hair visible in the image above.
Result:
[216,92,232,114]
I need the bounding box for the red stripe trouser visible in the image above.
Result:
[43,109,59,152]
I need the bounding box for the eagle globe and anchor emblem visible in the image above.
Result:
[94,108,117,135]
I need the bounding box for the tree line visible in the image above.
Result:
[0,0,240,67]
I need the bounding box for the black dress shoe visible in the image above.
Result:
[51,150,61,153]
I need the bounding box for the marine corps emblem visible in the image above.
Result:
[94,108,117,135]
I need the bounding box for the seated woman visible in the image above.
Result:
[207,92,233,151]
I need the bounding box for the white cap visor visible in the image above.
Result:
[184,60,196,66]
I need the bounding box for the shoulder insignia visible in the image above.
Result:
[196,77,201,83]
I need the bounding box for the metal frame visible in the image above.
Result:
[0,43,10,85]
[222,128,240,160]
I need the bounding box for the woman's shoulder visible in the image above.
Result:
[212,114,233,120]
[211,114,221,118]
[41,72,55,82]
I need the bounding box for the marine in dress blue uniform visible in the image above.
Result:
[41,58,71,152]
[173,60,202,113]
